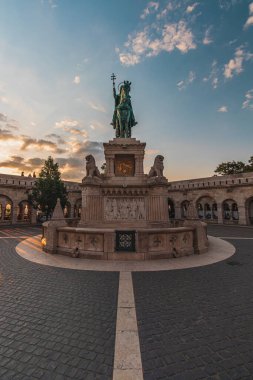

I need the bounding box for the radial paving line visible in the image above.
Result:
[113,271,143,380]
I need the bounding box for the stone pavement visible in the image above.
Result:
[0,225,253,379]
[133,225,253,379]
[0,226,119,379]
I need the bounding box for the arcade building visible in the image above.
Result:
[0,170,252,226]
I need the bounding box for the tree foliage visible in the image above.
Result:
[28,156,67,219]
[214,156,253,175]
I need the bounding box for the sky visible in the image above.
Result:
[0,0,252,182]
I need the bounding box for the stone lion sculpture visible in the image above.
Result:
[148,155,164,178]
[85,155,101,178]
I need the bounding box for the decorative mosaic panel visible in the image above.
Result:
[116,231,135,252]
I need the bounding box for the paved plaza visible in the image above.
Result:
[0,225,253,379]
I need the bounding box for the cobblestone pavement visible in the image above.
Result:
[133,225,253,380]
[0,226,119,380]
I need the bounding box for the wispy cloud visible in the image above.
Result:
[203,60,219,89]
[55,119,79,129]
[88,101,107,113]
[140,1,159,19]
[224,47,253,79]
[203,26,213,45]
[242,89,253,110]
[244,2,253,29]
[218,105,228,112]
[177,70,196,90]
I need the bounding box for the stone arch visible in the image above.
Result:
[17,200,32,222]
[74,198,82,218]
[168,198,175,219]
[0,194,13,222]
[196,196,217,221]
[222,199,239,223]
[245,197,253,225]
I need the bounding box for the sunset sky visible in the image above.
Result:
[0,0,253,181]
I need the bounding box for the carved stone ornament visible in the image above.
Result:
[104,197,146,220]
[84,155,101,179]
[148,155,165,179]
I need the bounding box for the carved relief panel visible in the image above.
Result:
[104,197,146,220]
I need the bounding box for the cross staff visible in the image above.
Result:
[111,73,116,87]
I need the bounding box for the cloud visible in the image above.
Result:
[88,101,106,113]
[0,113,7,122]
[89,121,105,130]
[177,70,196,90]
[19,136,66,154]
[67,128,88,138]
[0,138,104,180]
[203,60,219,89]
[140,2,159,19]
[73,75,80,84]
[56,141,103,179]
[244,2,253,29]
[119,20,196,66]
[224,47,252,79]
[156,2,174,19]
[218,106,228,112]
[186,2,199,13]
[45,133,66,144]
[0,155,44,172]
[55,119,88,136]
[6,123,19,131]
[0,128,16,140]
[203,27,213,45]
[242,89,253,110]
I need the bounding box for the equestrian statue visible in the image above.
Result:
[110,73,137,138]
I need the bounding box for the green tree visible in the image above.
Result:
[245,156,253,172]
[214,160,246,175]
[28,156,67,219]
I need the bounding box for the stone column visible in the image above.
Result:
[238,204,247,225]
[31,208,37,224]
[1,200,6,222]
[12,201,19,224]
[174,203,181,220]
[217,202,223,224]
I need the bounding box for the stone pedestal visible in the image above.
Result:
[44,136,208,260]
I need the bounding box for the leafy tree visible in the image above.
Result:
[28,156,67,219]
[214,161,246,175]
[245,156,253,172]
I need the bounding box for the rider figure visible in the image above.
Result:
[111,81,137,137]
